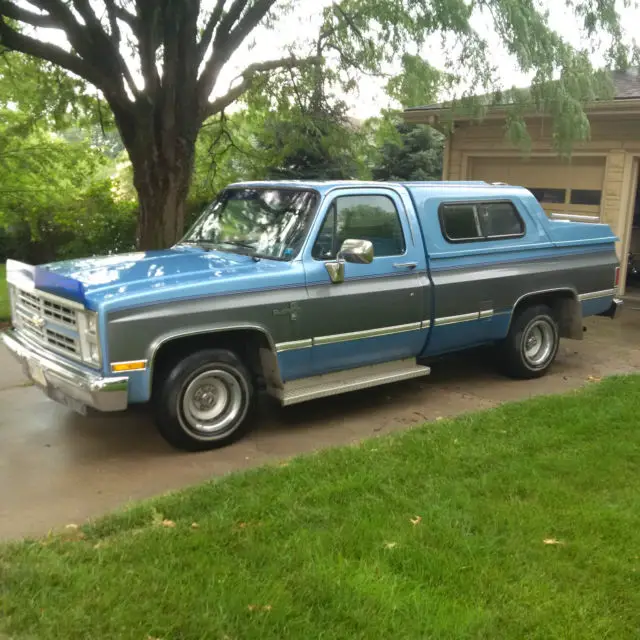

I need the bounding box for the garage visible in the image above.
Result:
[468,156,605,218]
[403,68,640,294]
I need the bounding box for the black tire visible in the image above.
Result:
[153,348,255,451]
[499,304,560,379]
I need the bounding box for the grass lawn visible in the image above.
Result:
[0,263,9,322]
[2,376,640,639]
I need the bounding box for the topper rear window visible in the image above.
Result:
[438,201,525,243]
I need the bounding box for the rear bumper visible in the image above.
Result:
[598,298,623,319]
[1,329,128,412]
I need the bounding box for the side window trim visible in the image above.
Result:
[438,199,526,244]
[311,192,408,261]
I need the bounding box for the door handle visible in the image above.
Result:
[393,262,418,269]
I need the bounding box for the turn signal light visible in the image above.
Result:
[111,361,147,373]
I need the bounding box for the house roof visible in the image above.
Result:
[404,68,640,115]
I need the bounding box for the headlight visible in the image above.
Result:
[78,310,102,367]
[88,342,101,365]
[87,312,98,336]
[8,285,17,324]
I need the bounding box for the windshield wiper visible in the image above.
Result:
[216,240,256,251]
[175,240,214,249]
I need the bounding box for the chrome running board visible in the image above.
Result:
[279,358,431,406]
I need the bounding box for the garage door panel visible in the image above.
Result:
[468,156,605,217]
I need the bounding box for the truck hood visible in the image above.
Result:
[32,245,295,310]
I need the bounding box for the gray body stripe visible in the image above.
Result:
[275,312,497,351]
[105,241,618,405]
[276,322,423,352]
[274,284,613,353]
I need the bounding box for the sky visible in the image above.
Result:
[207,0,639,119]
[16,0,640,120]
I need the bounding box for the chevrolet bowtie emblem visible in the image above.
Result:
[28,314,45,329]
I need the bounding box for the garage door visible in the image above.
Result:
[468,156,605,218]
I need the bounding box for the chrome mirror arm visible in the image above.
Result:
[323,239,374,284]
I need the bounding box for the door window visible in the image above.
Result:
[312,194,406,260]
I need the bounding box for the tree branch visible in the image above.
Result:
[198,0,225,61]
[104,0,121,46]
[0,17,101,85]
[33,0,93,56]
[198,0,277,102]
[204,55,321,118]
[136,2,160,97]
[219,0,277,58]
[114,4,137,31]
[0,1,55,28]
[71,0,103,32]
[333,4,365,43]
[214,0,249,40]
[70,0,138,97]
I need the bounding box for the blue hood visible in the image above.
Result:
[37,246,297,310]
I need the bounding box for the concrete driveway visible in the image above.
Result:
[1,311,639,541]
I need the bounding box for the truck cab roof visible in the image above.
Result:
[225,179,534,200]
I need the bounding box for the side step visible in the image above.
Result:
[279,358,431,406]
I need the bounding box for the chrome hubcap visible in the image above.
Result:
[181,369,244,438]
[523,319,555,367]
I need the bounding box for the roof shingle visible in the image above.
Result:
[405,68,640,114]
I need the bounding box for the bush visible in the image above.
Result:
[0,179,138,265]
[54,181,138,260]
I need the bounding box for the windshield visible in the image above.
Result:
[182,188,320,261]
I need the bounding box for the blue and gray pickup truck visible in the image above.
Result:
[2,180,622,450]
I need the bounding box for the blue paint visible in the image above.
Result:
[299,185,428,282]
[581,296,614,317]
[6,180,620,397]
[298,185,428,375]
[403,183,437,355]
[308,330,427,378]
[41,247,306,312]
[125,369,152,403]
[277,348,312,382]
[420,312,512,357]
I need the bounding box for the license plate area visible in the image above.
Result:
[48,387,88,416]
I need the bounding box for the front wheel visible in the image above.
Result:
[499,305,560,379]
[153,348,255,451]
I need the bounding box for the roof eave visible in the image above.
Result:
[403,97,640,125]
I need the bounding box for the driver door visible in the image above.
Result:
[299,188,429,376]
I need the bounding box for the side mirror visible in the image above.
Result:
[324,239,374,284]
[339,238,374,264]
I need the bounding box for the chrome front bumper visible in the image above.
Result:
[1,329,128,412]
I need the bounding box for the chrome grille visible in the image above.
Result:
[43,299,77,328]
[12,286,81,360]
[46,328,78,354]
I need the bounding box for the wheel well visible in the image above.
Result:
[512,290,582,340]
[151,329,274,391]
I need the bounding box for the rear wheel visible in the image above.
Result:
[153,348,255,451]
[499,304,560,379]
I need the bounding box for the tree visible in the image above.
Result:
[248,64,369,181]
[0,106,136,262]
[0,48,98,129]
[0,1,631,249]
[371,117,444,182]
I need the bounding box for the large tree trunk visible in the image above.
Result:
[111,0,203,251]
[114,88,201,251]
[130,138,196,251]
